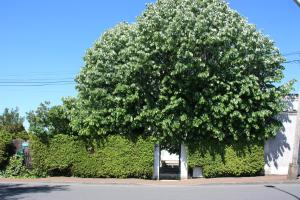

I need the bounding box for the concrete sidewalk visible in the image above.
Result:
[0,176,299,186]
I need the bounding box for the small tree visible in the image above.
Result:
[0,108,25,136]
[73,0,294,151]
[27,102,74,137]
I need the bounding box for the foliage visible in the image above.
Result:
[30,134,154,178]
[14,131,30,140]
[27,102,75,137]
[73,0,294,151]
[0,130,13,169]
[28,134,49,176]
[0,107,25,136]
[0,155,37,178]
[188,141,264,178]
[44,135,86,176]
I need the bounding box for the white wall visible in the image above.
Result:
[264,95,300,175]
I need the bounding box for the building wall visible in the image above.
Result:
[264,95,300,175]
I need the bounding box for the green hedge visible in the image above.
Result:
[30,134,154,178]
[30,134,264,178]
[188,142,264,178]
[0,130,13,169]
[73,136,154,178]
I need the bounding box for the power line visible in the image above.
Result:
[0,78,74,81]
[0,83,76,87]
[284,60,300,64]
[283,52,300,57]
[0,81,75,84]
[0,55,298,87]
[0,72,79,78]
[0,71,78,75]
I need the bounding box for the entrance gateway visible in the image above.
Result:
[153,144,189,180]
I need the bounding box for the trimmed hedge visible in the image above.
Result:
[73,136,154,178]
[30,134,154,178]
[0,130,13,169]
[30,134,264,178]
[188,142,264,178]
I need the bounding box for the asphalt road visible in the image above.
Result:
[1,183,300,200]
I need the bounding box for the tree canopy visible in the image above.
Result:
[72,0,294,150]
[27,101,74,137]
[0,107,25,135]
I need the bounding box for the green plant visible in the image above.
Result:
[1,154,37,178]
[27,102,75,137]
[188,142,264,178]
[30,134,154,179]
[72,0,293,152]
[86,136,153,178]
[0,130,13,169]
[0,107,25,135]
[28,134,48,176]
[46,134,86,176]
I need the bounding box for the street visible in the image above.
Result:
[0,183,300,200]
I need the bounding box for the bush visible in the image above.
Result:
[30,134,154,178]
[188,142,264,178]
[0,130,13,169]
[30,134,86,176]
[71,154,98,178]
[0,154,37,178]
[76,136,154,178]
[29,135,49,176]
[45,135,86,176]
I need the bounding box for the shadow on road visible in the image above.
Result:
[265,185,300,200]
[0,183,69,200]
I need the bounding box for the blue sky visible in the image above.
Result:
[0,0,300,123]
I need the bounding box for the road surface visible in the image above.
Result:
[0,183,300,200]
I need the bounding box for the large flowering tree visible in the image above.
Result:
[71,0,293,150]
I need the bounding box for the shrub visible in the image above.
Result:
[0,154,37,178]
[45,135,86,176]
[78,136,154,178]
[71,154,98,178]
[30,134,86,176]
[30,134,154,178]
[0,130,13,169]
[188,142,264,178]
[29,135,48,176]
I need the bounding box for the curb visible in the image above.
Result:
[0,177,299,186]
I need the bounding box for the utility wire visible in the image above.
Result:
[283,51,300,56]
[284,60,300,64]
[283,51,300,64]
[0,78,74,81]
[0,71,78,76]
[0,81,75,84]
[0,83,76,87]
[0,54,298,87]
